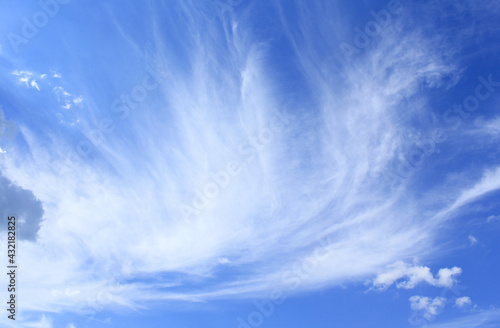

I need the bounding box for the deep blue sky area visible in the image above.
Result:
[1,0,500,327]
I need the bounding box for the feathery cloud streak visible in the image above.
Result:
[1,0,500,318]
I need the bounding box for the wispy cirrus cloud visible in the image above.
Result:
[1,0,500,320]
[426,309,500,328]
[487,214,500,222]
[473,117,500,136]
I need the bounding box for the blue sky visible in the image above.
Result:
[1,0,500,327]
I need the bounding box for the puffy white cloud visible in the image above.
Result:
[72,96,83,105]
[373,262,461,289]
[436,267,463,288]
[455,296,472,308]
[468,235,477,245]
[409,296,446,320]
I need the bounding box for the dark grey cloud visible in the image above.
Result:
[0,173,44,241]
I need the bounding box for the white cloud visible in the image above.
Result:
[52,86,83,109]
[441,167,500,217]
[373,262,461,289]
[12,70,40,90]
[436,267,463,288]
[72,96,83,105]
[218,257,230,264]
[468,235,477,245]
[53,86,71,98]
[426,309,500,328]
[409,296,446,320]
[473,117,500,136]
[455,296,472,308]
[1,0,497,316]
[487,215,500,222]
[22,315,53,328]
[11,70,83,107]
[12,69,33,77]
[30,80,40,91]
